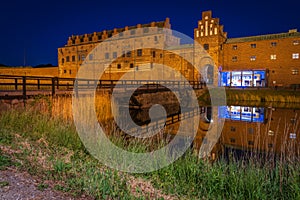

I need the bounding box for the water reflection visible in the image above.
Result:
[120,104,300,160]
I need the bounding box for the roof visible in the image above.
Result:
[226,30,300,44]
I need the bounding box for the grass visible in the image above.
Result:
[198,88,300,105]
[0,102,299,199]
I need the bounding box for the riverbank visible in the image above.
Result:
[1,108,299,199]
[198,88,300,105]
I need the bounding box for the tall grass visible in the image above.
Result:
[0,97,299,199]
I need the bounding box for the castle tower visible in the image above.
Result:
[194,11,227,66]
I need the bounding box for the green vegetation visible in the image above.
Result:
[0,108,299,199]
[198,88,300,104]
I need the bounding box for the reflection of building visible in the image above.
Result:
[219,106,300,156]
[194,11,300,87]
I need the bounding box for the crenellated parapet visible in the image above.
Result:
[65,18,171,47]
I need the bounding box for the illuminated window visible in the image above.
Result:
[203,44,209,50]
[271,42,277,47]
[250,56,256,61]
[290,133,296,139]
[232,56,238,62]
[292,53,299,59]
[292,69,299,75]
[232,45,237,50]
[137,49,142,56]
[293,40,299,45]
[270,54,277,60]
[250,43,256,48]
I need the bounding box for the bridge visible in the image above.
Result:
[0,75,206,100]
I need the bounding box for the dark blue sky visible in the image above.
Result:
[1,0,299,66]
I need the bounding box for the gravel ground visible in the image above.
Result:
[0,167,92,200]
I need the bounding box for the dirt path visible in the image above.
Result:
[0,167,92,200]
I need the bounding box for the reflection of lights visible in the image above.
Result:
[210,119,214,123]
[268,130,274,136]
[290,133,296,139]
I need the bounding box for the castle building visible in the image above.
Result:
[58,10,300,87]
[194,11,300,87]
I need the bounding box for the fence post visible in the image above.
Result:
[51,78,56,96]
[22,76,26,100]
[15,78,18,90]
[37,79,40,90]
[56,77,59,89]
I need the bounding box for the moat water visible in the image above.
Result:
[1,94,299,161]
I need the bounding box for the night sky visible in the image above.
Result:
[1,0,299,67]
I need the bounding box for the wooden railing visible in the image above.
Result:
[0,75,206,99]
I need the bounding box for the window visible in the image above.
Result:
[66,56,70,62]
[290,133,296,139]
[72,55,76,62]
[271,42,277,47]
[126,51,131,57]
[152,51,156,58]
[268,143,273,148]
[117,64,121,69]
[89,37,92,42]
[63,70,67,73]
[292,53,299,59]
[69,70,72,75]
[230,138,236,143]
[270,54,277,60]
[250,43,256,48]
[230,126,236,132]
[250,56,256,61]
[154,36,158,42]
[143,27,149,33]
[232,56,238,62]
[122,51,125,57]
[292,69,299,75]
[130,30,135,35]
[81,55,85,61]
[80,38,84,43]
[248,127,254,134]
[160,53,163,58]
[89,54,93,60]
[203,43,209,50]
[130,63,134,68]
[293,40,299,45]
[61,58,65,64]
[113,52,117,59]
[248,141,254,146]
[105,53,109,59]
[232,45,238,50]
[137,49,142,56]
